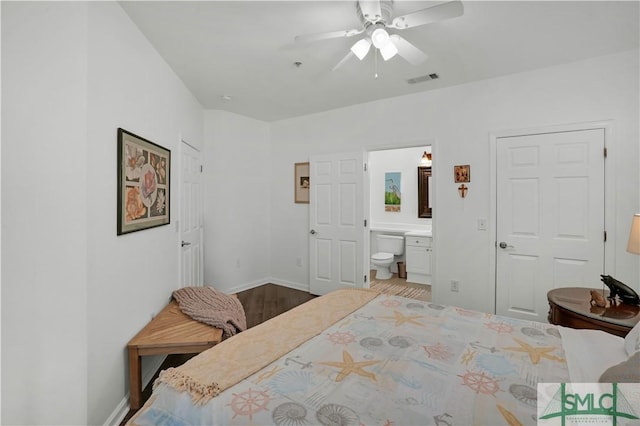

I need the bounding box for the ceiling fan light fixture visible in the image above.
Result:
[351,38,372,60]
[370,27,390,48]
[379,41,398,61]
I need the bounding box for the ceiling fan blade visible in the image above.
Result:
[358,0,382,23]
[390,0,464,30]
[332,51,356,71]
[390,35,428,65]
[295,28,363,44]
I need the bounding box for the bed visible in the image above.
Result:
[128,288,640,426]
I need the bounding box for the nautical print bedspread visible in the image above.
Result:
[130,293,570,426]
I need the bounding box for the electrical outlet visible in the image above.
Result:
[451,280,460,292]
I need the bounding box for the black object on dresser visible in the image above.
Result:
[548,287,640,337]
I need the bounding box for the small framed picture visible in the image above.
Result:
[454,165,470,183]
[294,162,310,204]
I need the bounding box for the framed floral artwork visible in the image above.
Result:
[117,128,171,235]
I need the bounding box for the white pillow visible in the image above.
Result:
[558,326,627,382]
[625,321,640,356]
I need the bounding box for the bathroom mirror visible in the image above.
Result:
[418,166,432,218]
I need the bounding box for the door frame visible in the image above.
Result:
[364,137,437,289]
[488,120,615,314]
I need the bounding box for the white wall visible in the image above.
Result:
[2,2,204,424]
[270,49,640,314]
[202,111,271,294]
[2,2,89,424]
[85,3,204,424]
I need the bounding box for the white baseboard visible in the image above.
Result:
[103,395,129,426]
[269,277,309,293]
[224,277,271,294]
[223,277,310,295]
[103,355,167,426]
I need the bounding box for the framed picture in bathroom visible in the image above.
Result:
[117,128,171,235]
[418,167,432,218]
[294,162,310,204]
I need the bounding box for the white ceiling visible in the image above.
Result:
[120,1,639,122]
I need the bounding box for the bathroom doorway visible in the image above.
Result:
[366,142,434,290]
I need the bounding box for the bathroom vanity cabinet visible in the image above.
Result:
[405,233,432,285]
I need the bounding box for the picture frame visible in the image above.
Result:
[418,167,432,218]
[385,171,401,212]
[117,128,171,235]
[294,162,310,204]
[454,164,470,183]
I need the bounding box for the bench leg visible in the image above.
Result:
[128,348,142,409]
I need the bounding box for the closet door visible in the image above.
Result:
[495,129,605,321]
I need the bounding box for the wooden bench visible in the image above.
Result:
[127,300,224,409]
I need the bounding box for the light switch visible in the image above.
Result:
[477,218,487,231]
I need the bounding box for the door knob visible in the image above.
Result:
[499,242,514,249]
[181,241,191,247]
[309,229,317,235]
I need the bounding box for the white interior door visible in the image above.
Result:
[309,152,365,295]
[496,129,605,321]
[180,141,204,288]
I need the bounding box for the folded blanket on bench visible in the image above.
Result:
[173,286,247,339]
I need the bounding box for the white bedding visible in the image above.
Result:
[128,290,635,426]
[558,326,628,382]
[130,292,584,426]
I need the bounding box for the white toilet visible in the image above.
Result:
[371,235,404,280]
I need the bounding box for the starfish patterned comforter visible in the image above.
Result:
[129,288,570,425]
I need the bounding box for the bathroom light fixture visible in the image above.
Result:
[420,151,432,166]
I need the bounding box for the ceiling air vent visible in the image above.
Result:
[407,73,439,85]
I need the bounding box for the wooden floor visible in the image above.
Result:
[236,283,317,328]
[120,284,316,424]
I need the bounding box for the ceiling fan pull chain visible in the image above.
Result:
[374,49,379,79]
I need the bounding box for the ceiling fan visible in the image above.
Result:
[294,0,464,70]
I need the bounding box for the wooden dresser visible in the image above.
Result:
[547,287,640,337]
